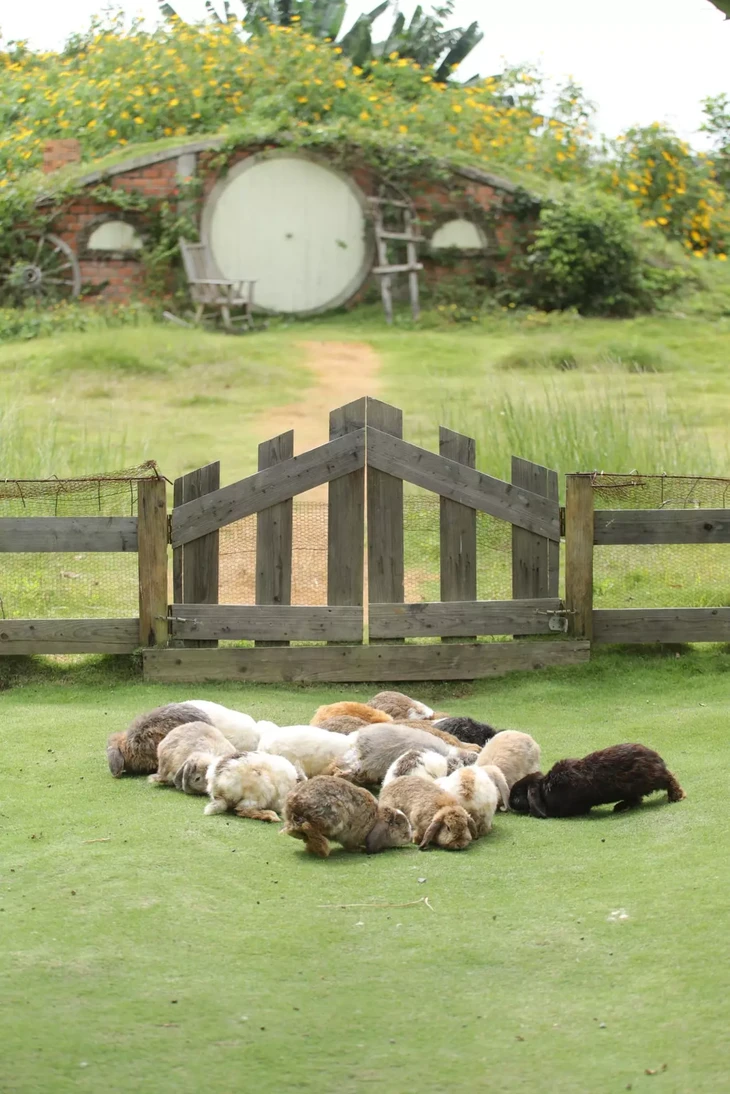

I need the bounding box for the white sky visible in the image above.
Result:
[1,0,728,148]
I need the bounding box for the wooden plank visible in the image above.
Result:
[0,618,139,655]
[547,470,559,598]
[172,475,183,605]
[181,462,220,649]
[137,478,169,648]
[512,457,552,599]
[0,517,137,553]
[170,604,363,642]
[328,400,366,644]
[565,475,594,640]
[366,427,560,541]
[594,509,730,545]
[439,427,476,642]
[144,639,590,684]
[171,430,365,547]
[366,399,404,643]
[593,607,730,644]
[256,431,294,648]
[370,598,562,639]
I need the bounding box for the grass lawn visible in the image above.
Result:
[1,650,728,1093]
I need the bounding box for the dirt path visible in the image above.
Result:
[256,341,381,471]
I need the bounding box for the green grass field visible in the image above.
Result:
[1,650,728,1093]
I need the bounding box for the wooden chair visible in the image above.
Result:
[179,238,256,330]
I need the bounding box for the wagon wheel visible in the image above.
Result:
[0,234,81,305]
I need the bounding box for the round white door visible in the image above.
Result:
[203,152,372,314]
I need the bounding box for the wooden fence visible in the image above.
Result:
[565,473,730,644]
[146,397,587,682]
[0,477,167,655]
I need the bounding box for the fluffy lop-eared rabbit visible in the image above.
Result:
[382,748,455,786]
[316,714,370,735]
[184,699,261,751]
[433,716,499,749]
[404,719,480,751]
[310,701,393,727]
[107,703,212,778]
[477,729,541,789]
[282,776,413,857]
[435,765,502,836]
[510,743,686,818]
[379,776,478,851]
[257,724,358,778]
[366,690,438,722]
[148,721,236,794]
[205,752,305,821]
[331,724,476,786]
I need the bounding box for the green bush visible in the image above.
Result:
[524,190,685,316]
[0,300,158,344]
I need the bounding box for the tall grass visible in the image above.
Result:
[0,405,130,480]
[439,382,724,488]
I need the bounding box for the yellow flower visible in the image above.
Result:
[334,79,346,89]
[108,128,117,137]
[193,88,203,97]
[656,216,669,226]
[359,110,370,121]
[134,116,144,124]
[717,253,728,261]
[297,96,308,103]
[399,124,408,133]
[169,98,179,107]
[452,103,462,113]
[389,51,399,60]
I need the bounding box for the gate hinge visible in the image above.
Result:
[559,506,566,537]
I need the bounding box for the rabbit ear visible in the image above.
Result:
[419,816,443,850]
[528,784,548,819]
[365,819,390,855]
[173,762,187,791]
[467,815,479,840]
[107,746,125,777]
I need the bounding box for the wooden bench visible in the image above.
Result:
[179,238,256,329]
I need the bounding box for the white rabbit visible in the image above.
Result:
[204,752,304,821]
[436,765,500,836]
[184,699,261,751]
[256,724,358,778]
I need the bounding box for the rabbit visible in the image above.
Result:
[405,719,481,752]
[433,716,499,748]
[477,730,541,789]
[382,748,452,786]
[315,715,370,735]
[379,776,478,851]
[435,765,501,836]
[204,751,305,821]
[478,763,511,811]
[148,721,236,793]
[509,743,686,819]
[257,724,358,778]
[310,701,393,727]
[366,690,438,722]
[330,723,476,786]
[282,776,413,857]
[184,699,261,751]
[106,703,212,778]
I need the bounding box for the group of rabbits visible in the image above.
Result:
[106,689,685,857]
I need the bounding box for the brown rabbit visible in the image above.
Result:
[310,701,393,727]
[379,775,478,851]
[282,776,413,857]
[148,721,236,793]
[316,715,370,734]
[106,703,212,777]
[367,690,438,721]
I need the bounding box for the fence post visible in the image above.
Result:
[256,431,294,648]
[565,473,594,640]
[137,477,168,648]
[179,461,220,648]
[328,398,366,643]
[440,426,476,642]
[511,457,559,601]
[366,398,404,644]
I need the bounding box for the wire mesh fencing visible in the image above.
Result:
[590,474,730,610]
[0,464,161,620]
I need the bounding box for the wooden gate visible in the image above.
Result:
[144,398,588,682]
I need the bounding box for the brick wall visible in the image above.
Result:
[42,139,82,174]
[43,143,530,306]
